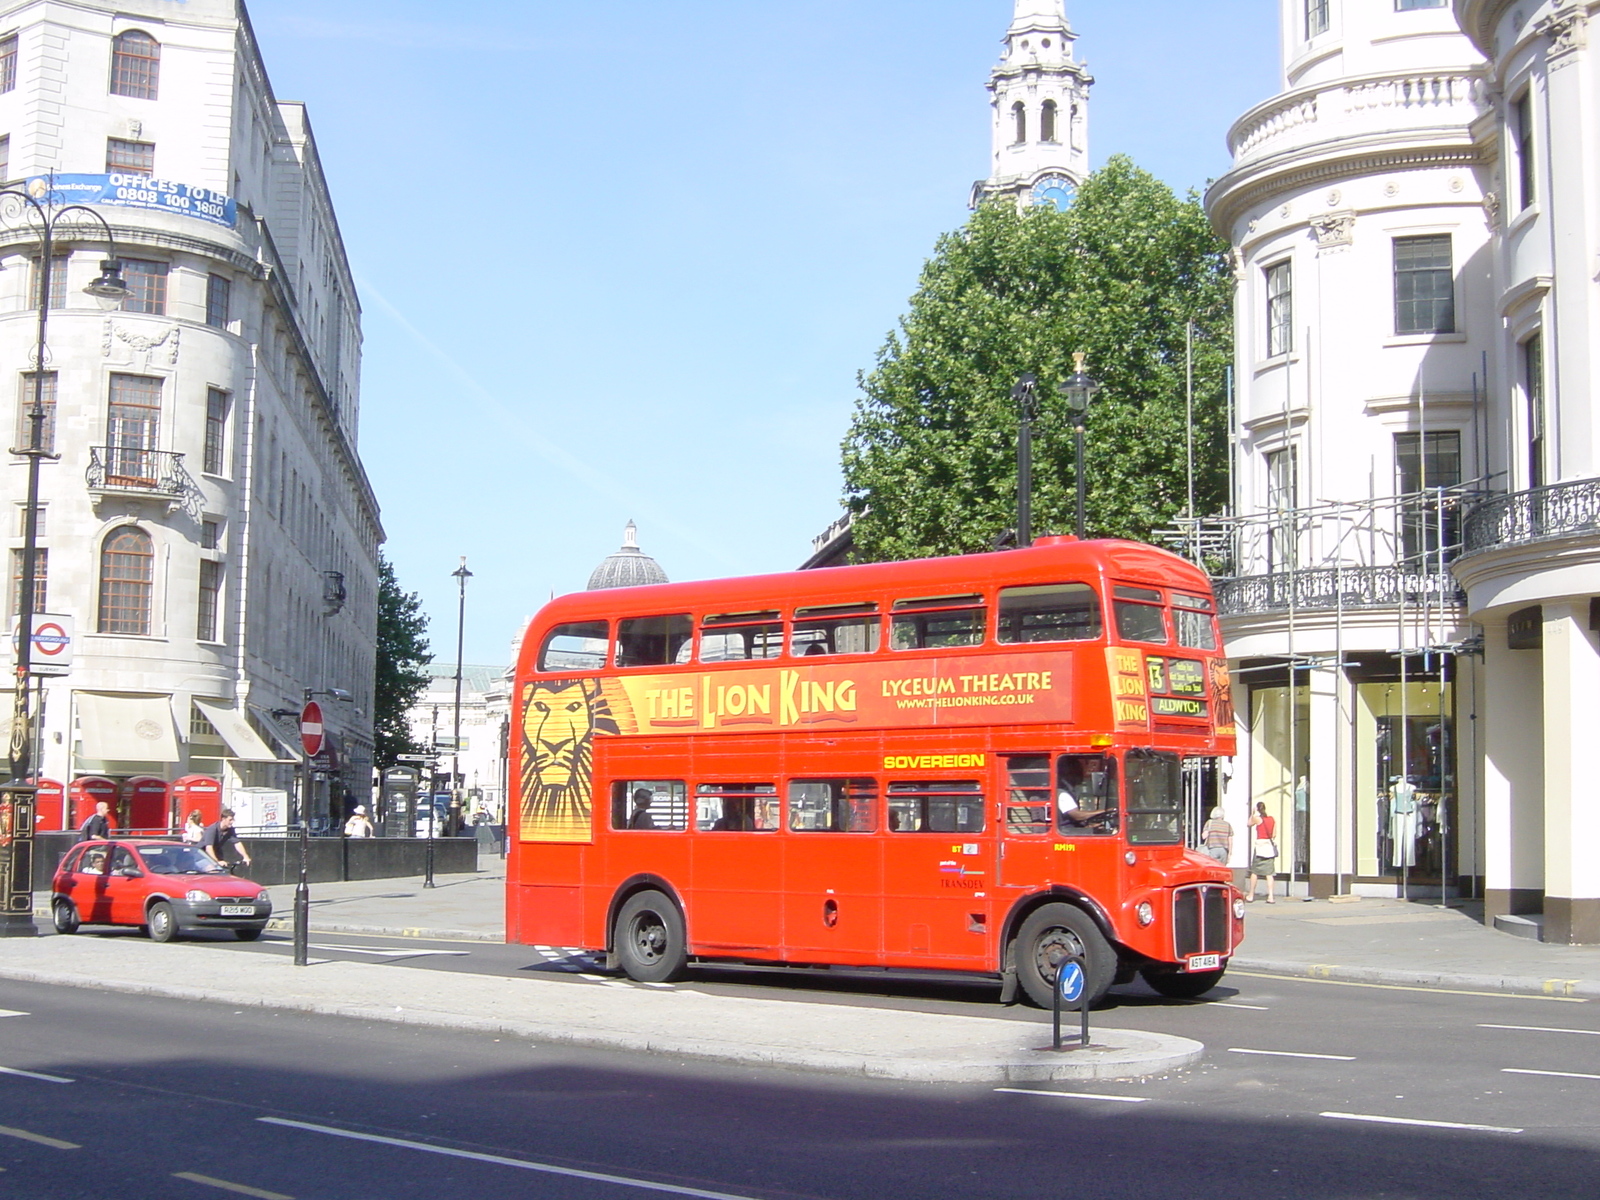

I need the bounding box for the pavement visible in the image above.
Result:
[7,868,1600,1086]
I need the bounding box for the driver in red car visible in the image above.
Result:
[200,808,253,871]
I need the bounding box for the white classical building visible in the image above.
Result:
[1206,0,1600,942]
[405,664,510,822]
[0,0,380,831]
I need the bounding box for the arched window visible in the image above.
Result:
[99,526,153,635]
[1040,100,1058,143]
[1012,101,1027,145]
[110,30,159,99]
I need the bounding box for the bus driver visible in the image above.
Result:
[1057,757,1116,833]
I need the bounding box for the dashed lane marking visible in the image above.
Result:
[306,944,471,960]
[0,1010,28,1018]
[1502,1068,1600,1081]
[0,1124,79,1149]
[1232,969,1587,1002]
[257,1116,770,1200]
[0,1065,73,1083]
[1321,1111,1522,1135]
[1209,1002,1269,1010]
[174,1172,294,1199]
[994,1089,1148,1103]
[1227,1047,1355,1061]
[1480,1024,1600,1037]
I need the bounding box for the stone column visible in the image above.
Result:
[1480,618,1545,921]
[1541,602,1600,942]
[1306,663,1344,897]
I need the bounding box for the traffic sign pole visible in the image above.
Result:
[1052,954,1089,1051]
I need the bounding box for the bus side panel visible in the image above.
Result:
[508,842,588,948]
[684,734,784,959]
[590,739,694,951]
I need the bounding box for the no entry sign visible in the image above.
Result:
[299,701,324,758]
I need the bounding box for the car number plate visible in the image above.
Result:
[220,905,255,917]
[1186,953,1221,972]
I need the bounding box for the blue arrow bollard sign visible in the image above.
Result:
[1058,959,1085,1005]
[1052,955,1091,1051]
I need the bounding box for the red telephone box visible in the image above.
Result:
[70,776,120,829]
[172,775,223,827]
[32,778,64,832]
[122,776,171,833]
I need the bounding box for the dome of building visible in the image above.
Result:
[586,521,668,590]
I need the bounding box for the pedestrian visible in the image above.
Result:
[200,808,253,871]
[1246,801,1278,903]
[343,805,374,838]
[77,799,112,842]
[181,809,206,844]
[627,788,656,829]
[1201,806,1233,864]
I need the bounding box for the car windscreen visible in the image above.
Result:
[138,845,229,875]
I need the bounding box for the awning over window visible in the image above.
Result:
[248,707,303,763]
[76,693,181,763]
[193,698,286,763]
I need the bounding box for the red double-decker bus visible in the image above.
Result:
[508,536,1241,1006]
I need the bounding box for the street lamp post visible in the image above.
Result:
[1011,375,1038,547]
[1059,352,1102,541]
[432,557,472,890]
[0,185,127,938]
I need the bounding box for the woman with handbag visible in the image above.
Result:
[1246,801,1278,903]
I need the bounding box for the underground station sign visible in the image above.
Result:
[11,614,73,676]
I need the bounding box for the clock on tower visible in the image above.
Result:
[1030,175,1076,212]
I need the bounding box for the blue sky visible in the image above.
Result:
[245,1,1281,665]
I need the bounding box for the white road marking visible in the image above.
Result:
[1227,1047,1355,1061]
[1321,1111,1522,1134]
[1480,1023,1600,1037]
[0,1064,73,1083]
[0,1124,79,1148]
[173,1171,293,1199]
[257,1117,768,1199]
[1502,1068,1600,1081]
[306,944,470,960]
[1210,1002,1269,1010]
[994,1088,1148,1104]
[0,1010,29,1018]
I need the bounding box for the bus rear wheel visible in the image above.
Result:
[1014,903,1115,1009]
[614,890,687,984]
[1140,965,1226,1000]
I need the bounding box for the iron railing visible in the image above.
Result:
[1461,477,1600,556]
[1214,564,1464,618]
[86,446,189,496]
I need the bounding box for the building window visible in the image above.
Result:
[1396,431,1462,562]
[98,526,153,635]
[1395,0,1445,8]
[0,134,9,182]
[15,372,56,454]
[0,33,16,94]
[205,274,231,329]
[1393,235,1455,335]
[109,30,159,99]
[105,138,154,175]
[1040,99,1058,143]
[197,558,221,641]
[10,547,46,617]
[107,373,161,482]
[1306,0,1330,37]
[1514,91,1536,212]
[119,259,167,315]
[201,519,220,549]
[1265,260,1293,357]
[1524,333,1545,488]
[203,387,229,474]
[1266,446,1298,573]
[1012,101,1026,145]
[16,504,43,537]
[29,256,66,311]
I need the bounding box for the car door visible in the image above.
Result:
[104,845,148,926]
[76,844,113,922]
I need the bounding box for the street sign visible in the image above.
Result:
[11,614,73,676]
[299,701,324,758]
[433,737,461,752]
[1057,959,1086,1006]
[396,753,436,763]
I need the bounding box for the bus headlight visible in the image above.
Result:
[1233,898,1246,919]
[1135,901,1155,927]
[1124,851,1137,866]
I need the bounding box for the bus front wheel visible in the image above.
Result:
[614,890,688,984]
[1014,903,1115,1009]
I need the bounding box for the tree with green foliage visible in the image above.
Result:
[374,555,431,770]
[842,155,1233,562]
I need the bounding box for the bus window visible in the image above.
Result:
[890,595,985,651]
[1004,756,1051,834]
[1124,749,1184,845]
[1113,586,1168,644]
[615,615,693,668]
[610,780,688,831]
[697,783,779,831]
[700,612,784,662]
[788,779,878,832]
[1172,593,1219,650]
[887,780,985,833]
[1057,754,1118,836]
[538,621,609,672]
[790,604,881,657]
[998,584,1102,644]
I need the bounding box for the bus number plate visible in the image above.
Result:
[1186,953,1220,972]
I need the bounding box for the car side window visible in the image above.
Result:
[79,846,109,874]
[109,846,140,875]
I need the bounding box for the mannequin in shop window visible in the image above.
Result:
[1389,776,1418,869]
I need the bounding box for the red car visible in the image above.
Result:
[51,839,272,942]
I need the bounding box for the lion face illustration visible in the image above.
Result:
[518,678,618,843]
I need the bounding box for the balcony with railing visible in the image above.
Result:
[86,446,190,498]
[1460,477,1600,557]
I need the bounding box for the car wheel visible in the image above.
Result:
[234,926,264,941]
[1014,902,1116,1009]
[147,901,178,944]
[613,889,687,983]
[1140,965,1227,1000]
[51,899,79,935]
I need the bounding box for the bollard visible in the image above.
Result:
[1052,954,1090,1051]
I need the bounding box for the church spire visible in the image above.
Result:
[971,0,1092,210]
